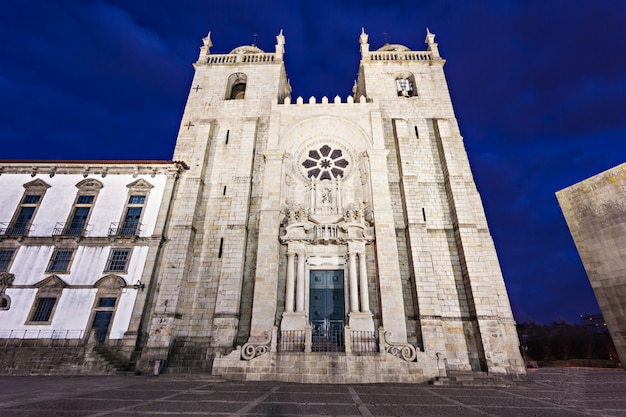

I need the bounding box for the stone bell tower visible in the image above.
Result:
[352,28,526,375]
[139,31,291,370]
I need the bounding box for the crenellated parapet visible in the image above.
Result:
[279,95,372,105]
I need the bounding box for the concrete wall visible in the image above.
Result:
[556,162,626,369]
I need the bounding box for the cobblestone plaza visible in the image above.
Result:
[1,368,625,416]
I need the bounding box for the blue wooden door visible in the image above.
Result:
[91,311,113,345]
[309,270,344,351]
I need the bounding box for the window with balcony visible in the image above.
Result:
[110,179,153,237]
[120,196,144,236]
[54,179,102,237]
[5,179,50,236]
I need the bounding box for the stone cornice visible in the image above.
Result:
[0,160,189,177]
[0,235,163,247]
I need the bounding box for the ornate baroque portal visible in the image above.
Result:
[280,141,375,343]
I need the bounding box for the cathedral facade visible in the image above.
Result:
[0,29,525,383]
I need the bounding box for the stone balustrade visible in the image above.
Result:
[205,53,276,64]
[367,50,434,61]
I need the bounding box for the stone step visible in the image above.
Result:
[431,371,517,387]
[157,372,222,381]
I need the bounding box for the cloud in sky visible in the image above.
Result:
[1,0,625,323]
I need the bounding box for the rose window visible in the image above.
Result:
[302,144,349,180]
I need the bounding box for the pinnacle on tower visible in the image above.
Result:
[197,31,212,62]
[275,29,285,61]
[359,28,370,58]
[425,28,439,58]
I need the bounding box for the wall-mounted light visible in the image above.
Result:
[134,280,145,291]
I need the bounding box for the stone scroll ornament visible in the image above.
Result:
[382,330,417,362]
[0,272,14,293]
[241,330,272,360]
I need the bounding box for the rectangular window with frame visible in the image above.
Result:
[47,249,74,273]
[30,297,57,322]
[105,248,131,272]
[0,249,16,272]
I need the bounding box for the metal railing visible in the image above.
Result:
[278,328,380,354]
[108,222,142,237]
[311,322,344,352]
[279,330,305,352]
[0,223,32,237]
[1,329,87,348]
[52,222,88,237]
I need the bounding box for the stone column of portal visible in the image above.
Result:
[281,242,307,331]
[296,252,306,312]
[347,240,374,332]
[359,252,370,312]
[348,251,359,312]
[285,251,295,313]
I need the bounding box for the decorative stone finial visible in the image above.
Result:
[424,28,440,58]
[275,29,285,61]
[359,27,368,44]
[203,31,213,48]
[197,31,213,62]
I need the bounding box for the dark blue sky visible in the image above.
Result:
[2,1,625,324]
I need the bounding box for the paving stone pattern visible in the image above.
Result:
[0,368,625,416]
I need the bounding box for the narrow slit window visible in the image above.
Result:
[415,126,419,138]
[225,130,229,144]
[218,237,223,258]
[223,186,227,196]
[422,208,426,222]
